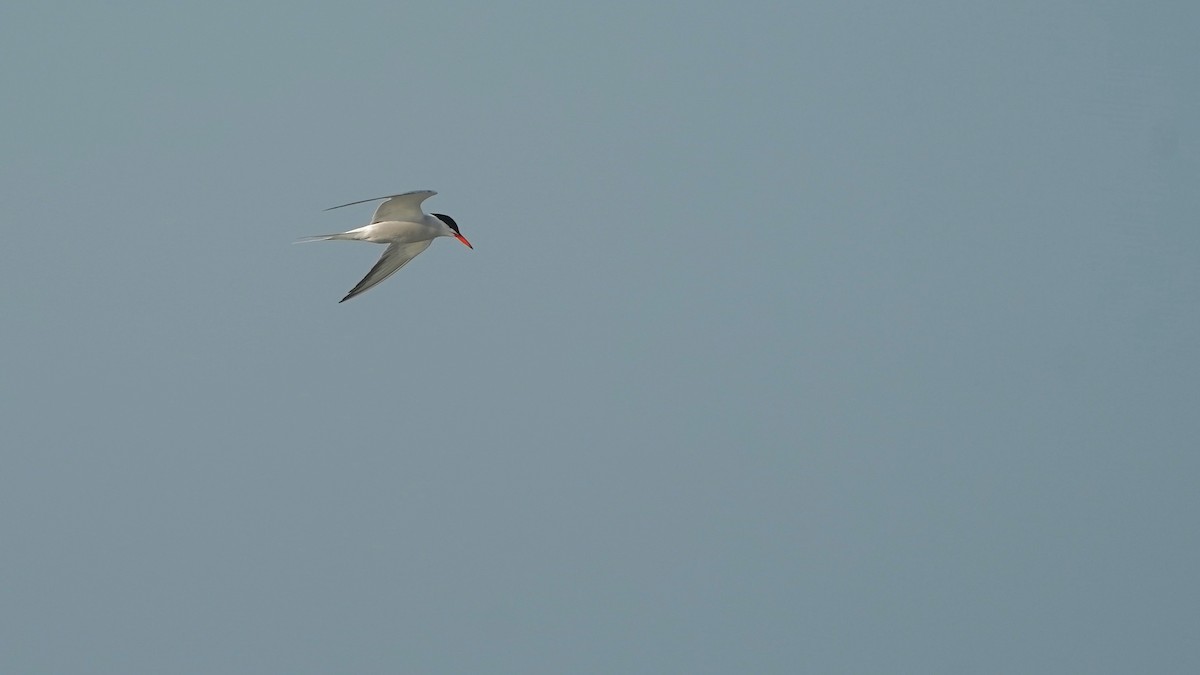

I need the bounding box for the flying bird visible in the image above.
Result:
[297,190,472,302]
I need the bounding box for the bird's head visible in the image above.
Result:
[433,213,472,249]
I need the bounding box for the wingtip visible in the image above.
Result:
[323,190,437,212]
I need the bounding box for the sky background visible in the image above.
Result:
[2,1,1198,673]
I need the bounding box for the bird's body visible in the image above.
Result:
[297,190,472,302]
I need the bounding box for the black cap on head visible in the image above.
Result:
[433,213,460,233]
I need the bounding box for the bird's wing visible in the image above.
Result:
[339,240,434,303]
[324,190,437,224]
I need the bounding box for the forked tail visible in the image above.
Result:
[294,232,355,244]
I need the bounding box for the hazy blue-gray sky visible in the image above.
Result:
[3,1,1197,672]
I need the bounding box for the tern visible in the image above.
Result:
[297,190,472,302]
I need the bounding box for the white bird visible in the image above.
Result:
[297,190,472,303]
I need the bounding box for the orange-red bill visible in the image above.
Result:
[454,232,473,249]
